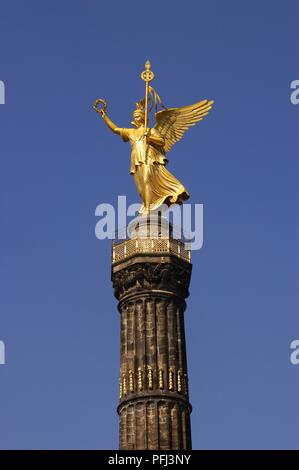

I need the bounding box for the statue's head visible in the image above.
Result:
[132,109,145,127]
[132,99,146,127]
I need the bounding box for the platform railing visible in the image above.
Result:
[112,237,191,264]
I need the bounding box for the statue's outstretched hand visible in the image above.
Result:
[93,98,107,118]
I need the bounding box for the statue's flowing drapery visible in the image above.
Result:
[120,127,189,213]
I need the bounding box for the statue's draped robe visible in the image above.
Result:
[120,127,189,213]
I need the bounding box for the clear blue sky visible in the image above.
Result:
[0,0,298,450]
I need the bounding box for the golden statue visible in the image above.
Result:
[93,61,214,214]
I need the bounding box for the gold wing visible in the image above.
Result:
[154,99,214,153]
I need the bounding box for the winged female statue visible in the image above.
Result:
[93,62,214,214]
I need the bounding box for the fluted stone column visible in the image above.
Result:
[111,220,192,450]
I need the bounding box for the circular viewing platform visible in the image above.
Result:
[112,237,191,264]
[111,214,191,265]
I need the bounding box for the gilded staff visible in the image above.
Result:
[141,60,154,134]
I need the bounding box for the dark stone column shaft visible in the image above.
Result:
[112,255,192,450]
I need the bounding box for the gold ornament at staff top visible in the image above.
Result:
[140,60,155,82]
[93,61,214,215]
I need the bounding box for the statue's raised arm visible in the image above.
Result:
[93,98,122,136]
